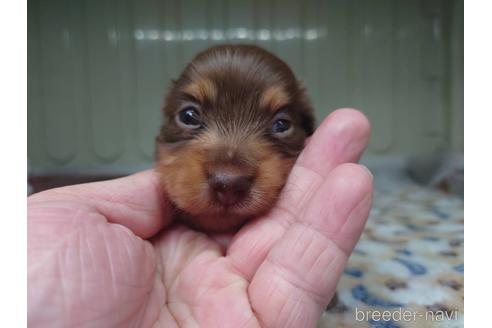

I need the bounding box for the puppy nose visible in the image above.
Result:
[208,171,253,206]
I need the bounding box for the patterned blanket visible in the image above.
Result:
[319,167,464,328]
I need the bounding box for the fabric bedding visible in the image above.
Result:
[318,167,464,328]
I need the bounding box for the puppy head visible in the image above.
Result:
[156,44,314,232]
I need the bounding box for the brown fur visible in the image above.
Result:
[260,85,290,111]
[182,77,217,103]
[156,44,314,232]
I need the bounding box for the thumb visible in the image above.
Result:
[28,170,172,239]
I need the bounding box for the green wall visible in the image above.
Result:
[28,0,463,175]
[450,0,464,151]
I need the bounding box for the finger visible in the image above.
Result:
[280,108,370,215]
[28,170,172,239]
[248,163,373,328]
[227,108,370,280]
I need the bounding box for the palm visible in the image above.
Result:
[151,226,256,327]
[28,109,373,327]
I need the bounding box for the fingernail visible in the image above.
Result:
[360,164,373,178]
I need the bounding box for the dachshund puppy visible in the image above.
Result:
[156,44,314,232]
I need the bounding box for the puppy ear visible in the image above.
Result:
[297,81,316,136]
[300,107,315,136]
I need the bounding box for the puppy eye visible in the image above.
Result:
[272,118,293,137]
[176,106,201,129]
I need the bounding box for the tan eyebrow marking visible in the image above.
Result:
[260,85,290,111]
[183,78,217,103]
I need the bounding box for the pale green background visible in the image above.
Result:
[28,0,463,175]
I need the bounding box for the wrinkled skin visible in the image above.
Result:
[28,109,373,328]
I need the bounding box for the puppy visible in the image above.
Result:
[156,44,314,232]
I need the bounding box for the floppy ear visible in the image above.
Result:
[301,108,315,136]
[297,81,316,136]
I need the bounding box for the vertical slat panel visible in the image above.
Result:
[394,0,423,153]
[271,0,303,76]
[162,0,184,79]
[114,0,138,163]
[349,0,394,153]
[67,0,93,165]
[253,0,274,51]
[450,0,463,151]
[133,0,169,158]
[225,0,254,43]
[38,0,79,164]
[85,0,125,161]
[207,0,227,46]
[180,0,208,62]
[420,0,446,151]
[317,0,350,116]
[301,0,320,113]
[28,0,44,164]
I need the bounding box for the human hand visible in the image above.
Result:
[28,108,372,327]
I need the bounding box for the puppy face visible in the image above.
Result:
[156,45,314,232]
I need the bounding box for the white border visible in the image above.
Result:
[465,0,492,326]
[12,0,475,326]
[0,0,27,326]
